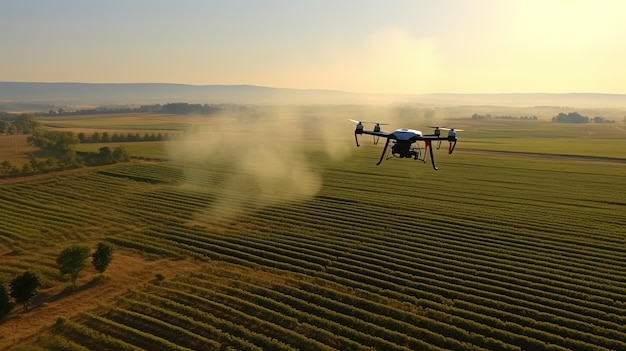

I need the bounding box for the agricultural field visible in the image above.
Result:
[0,109,625,351]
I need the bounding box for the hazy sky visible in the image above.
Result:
[2,0,625,94]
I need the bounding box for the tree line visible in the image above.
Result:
[77,131,182,143]
[471,114,538,120]
[1,243,114,316]
[42,102,231,116]
[552,112,616,123]
[0,112,134,179]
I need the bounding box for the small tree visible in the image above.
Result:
[92,242,114,274]
[57,245,91,287]
[97,147,113,164]
[0,281,14,317]
[112,146,130,163]
[10,271,42,312]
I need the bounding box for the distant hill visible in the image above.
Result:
[2,81,626,109]
[0,82,372,107]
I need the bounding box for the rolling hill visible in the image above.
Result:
[2,81,626,108]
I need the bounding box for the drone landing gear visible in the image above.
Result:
[376,138,391,166]
[424,140,438,171]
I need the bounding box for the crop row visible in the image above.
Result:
[4,153,625,350]
[99,214,626,350]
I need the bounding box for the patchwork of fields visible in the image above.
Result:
[1,113,625,350]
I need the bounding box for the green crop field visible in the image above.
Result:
[1,111,625,351]
[39,112,192,131]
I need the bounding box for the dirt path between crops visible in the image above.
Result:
[0,251,201,351]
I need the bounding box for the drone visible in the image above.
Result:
[350,119,462,170]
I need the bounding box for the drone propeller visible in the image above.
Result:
[441,127,465,132]
[350,119,389,126]
[428,126,464,131]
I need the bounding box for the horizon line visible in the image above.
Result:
[1,81,625,96]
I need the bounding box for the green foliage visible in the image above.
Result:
[161,102,222,114]
[38,102,224,116]
[112,146,131,162]
[0,130,131,179]
[20,130,84,174]
[0,281,14,317]
[100,146,130,164]
[10,270,42,312]
[57,245,92,287]
[27,155,61,174]
[552,111,589,123]
[92,242,115,274]
[80,146,130,166]
[35,334,91,351]
[591,115,615,123]
[78,131,174,143]
[97,147,113,164]
[0,112,41,133]
[27,130,80,154]
[0,160,20,177]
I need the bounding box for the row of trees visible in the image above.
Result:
[0,243,114,316]
[42,102,228,116]
[77,131,182,144]
[467,112,621,123]
[471,114,538,120]
[552,112,616,123]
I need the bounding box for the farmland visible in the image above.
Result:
[1,109,625,351]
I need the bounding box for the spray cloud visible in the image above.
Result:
[167,106,353,220]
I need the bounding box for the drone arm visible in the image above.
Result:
[376,138,391,166]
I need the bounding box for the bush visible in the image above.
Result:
[10,271,42,311]
[57,245,91,287]
[0,282,14,317]
[92,242,115,273]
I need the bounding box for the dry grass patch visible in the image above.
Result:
[0,250,201,351]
